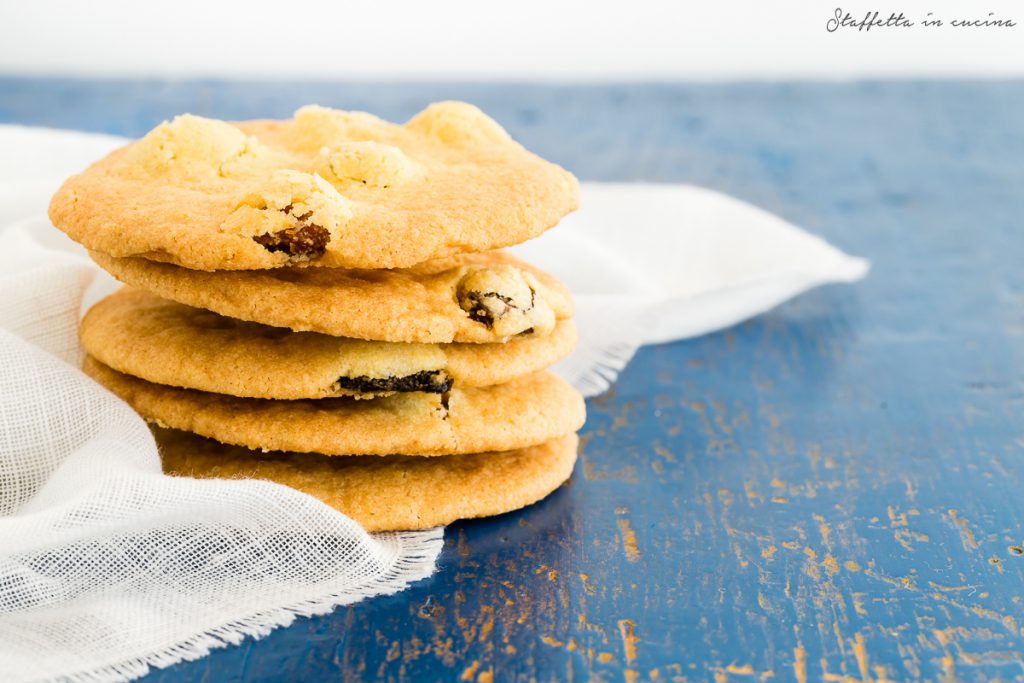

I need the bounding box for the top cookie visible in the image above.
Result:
[48,102,579,271]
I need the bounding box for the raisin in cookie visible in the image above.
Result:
[90,250,573,343]
[155,428,578,532]
[81,287,578,400]
[49,102,579,271]
[84,357,586,457]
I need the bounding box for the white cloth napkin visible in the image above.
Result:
[0,124,868,683]
[514,183,869,394]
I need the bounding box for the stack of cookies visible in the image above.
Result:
[49,102,585,531]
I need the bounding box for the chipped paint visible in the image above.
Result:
[852,632,870,682]
[852,593,868,616]
[794,645,808,683]
[616,515,641,562]
[460,660,481,681]
[946,509,980,551]
[618,618,640,682]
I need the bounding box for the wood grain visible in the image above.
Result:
[4,77,1022,682]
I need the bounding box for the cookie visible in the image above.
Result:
[155,428,578,532]
[81,288,578,399]
[84,357,586,456]
[90,250,573,343]
[49,103,579,271]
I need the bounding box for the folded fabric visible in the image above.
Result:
[514,183,868,394]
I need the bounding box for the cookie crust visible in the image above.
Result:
[49,103,579,271]
[85,357,586,457]
[80,288,578,399]
[90,250,573,343]
[156,428,579,532]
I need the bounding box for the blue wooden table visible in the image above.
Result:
[3,78,1023,682]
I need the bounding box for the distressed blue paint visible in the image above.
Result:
[3,78,1023,682]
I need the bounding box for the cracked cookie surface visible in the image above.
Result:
[84,358,586,457]
[156,428,579,532]
[48,102,579,271]
[91,250,573,343]
[80,287,577,399]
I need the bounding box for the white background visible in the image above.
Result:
[1,0,1022,79]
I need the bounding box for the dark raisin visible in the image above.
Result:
[439,390,451,420]
[253,223,330,258]
[461,291,515,328]
[335,370,454,395]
